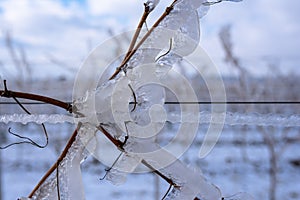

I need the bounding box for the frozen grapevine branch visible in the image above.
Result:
[2,0,248,199]
[109,0,178,80]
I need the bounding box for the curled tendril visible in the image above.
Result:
[0,80,49,150]
[128,84,137,112]
[0,126,48,149]
[155,38,173,62]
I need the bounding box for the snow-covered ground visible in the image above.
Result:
[1,123,299,200]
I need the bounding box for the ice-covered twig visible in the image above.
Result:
[109,0,178,80]
[118,3,152,70]
[2,112,299,127]
[0,114,74,124]
[28,128,79,198]
[28,124,96,199]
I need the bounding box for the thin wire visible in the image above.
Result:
[0,80,49,149]
[137,101,300,105]
[0,102,72,105]
[2,101,300,105]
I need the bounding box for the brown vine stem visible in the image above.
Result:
[109,5,150,81]
[123,4,151,63]
[109,0,178,80]
[0,80,72,113]
[28,128,79,198]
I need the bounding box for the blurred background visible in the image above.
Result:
[0,0,300,199]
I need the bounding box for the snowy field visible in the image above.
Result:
[0,122,299,200]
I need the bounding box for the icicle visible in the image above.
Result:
[223,192,254,200]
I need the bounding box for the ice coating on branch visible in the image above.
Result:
[30,126,94,200]
[145,0,160,11]
[106,153,142,185]
[128,84,165,126]
[31,175,58,200]
[1,112,299,127]
[202,0,242,6]
[0,114,74,124]
[121,136,221,200]
[197,3,210,18]
[138,0,205,72]
[223,192,254,200]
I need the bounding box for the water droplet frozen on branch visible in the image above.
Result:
[145,0,160,11]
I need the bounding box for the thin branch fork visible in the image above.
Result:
[109,0,178,80]
[123,4,151,61]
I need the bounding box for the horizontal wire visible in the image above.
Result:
[162,101,300,105]
[0,102,72,105]
[1,101,300,105]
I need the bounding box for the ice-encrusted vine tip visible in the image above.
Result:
[144,0,160,11]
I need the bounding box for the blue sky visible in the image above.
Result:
[0,0,300,79]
